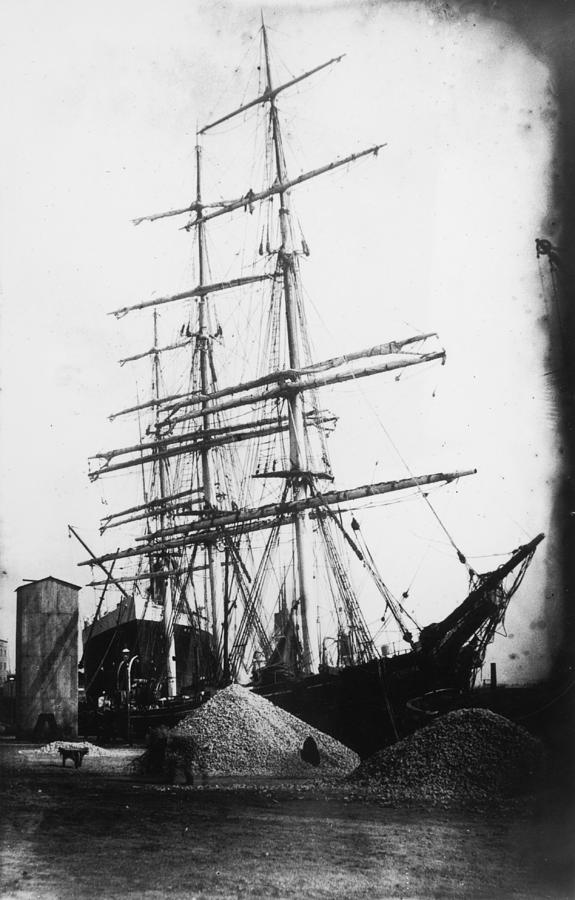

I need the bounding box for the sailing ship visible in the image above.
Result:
[75,22,543,756]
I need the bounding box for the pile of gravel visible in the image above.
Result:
[350,708,544,805]
[143,684,358,779]
[27,741,113,757]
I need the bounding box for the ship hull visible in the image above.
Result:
[81,599,216,739]
[83,618,213,699]
[81,535,544,751]
[252,649,472,758]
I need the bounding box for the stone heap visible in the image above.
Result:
[28,740,113,757]
[350,707,544,804]
[152,684,359,779]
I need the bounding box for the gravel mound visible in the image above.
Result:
[146,684,359,779]
[350,708,544,805]
[27,741,113,757]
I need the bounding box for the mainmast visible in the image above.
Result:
[195,142,221,651]
[153,310,177,697]
[262,21,315,671]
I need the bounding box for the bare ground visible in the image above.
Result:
[0,741,573,900]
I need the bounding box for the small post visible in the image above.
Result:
[121,647,138,744]
[223,545,230,684]
[490,662,497,691]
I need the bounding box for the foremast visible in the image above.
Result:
[152,311,177,697]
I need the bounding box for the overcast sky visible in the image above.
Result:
[0,0,558,683]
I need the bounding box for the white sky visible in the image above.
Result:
[0,0,558,683]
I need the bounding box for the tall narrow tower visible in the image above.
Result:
[15,576,80,739]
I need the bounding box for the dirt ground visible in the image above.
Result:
[0,740,573,900]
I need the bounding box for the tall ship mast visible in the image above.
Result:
[75,22,543,755]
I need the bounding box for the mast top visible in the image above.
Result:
[199,19,344,136]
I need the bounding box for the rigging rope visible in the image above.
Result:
[310,484,418,644]
[355,386,476,578]
[316,514,377,662]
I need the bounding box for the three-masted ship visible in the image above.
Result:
[75,22,543,755]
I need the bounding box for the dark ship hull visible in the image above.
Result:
[253,532,544,757]
[253,649,473,758]
[80,534,542,751]
[81,595,216,739]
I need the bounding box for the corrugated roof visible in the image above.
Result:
[15,575,82,592]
